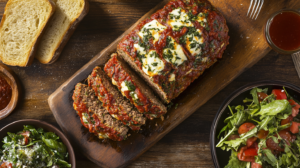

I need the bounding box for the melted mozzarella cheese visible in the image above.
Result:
[138,20,166,44]
[82,113,88,123]
[112,78,117,86]
[134,43,146,56]
[202,57,208,63]
[169,73,175,82]
[186,29,204,56]
[121,81,129,92]
[168,8,193,31]
[163,37,187,66]
[142,50,165,77]
[197,12,207,27]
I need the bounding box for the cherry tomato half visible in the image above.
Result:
[247,137,257,147]
[238,123,256,135]
[251,162,262,168]
[266,130,293,151]
[244,148,258,156]
[257,92,268,102]
[272,89,287,100]
[281,115,293,126]
[0,162,12,168]
[289,100,300,117]
[238,146,255,162]
[257,129,269,139]
[290,122,300,134]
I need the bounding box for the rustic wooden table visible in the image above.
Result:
[0,0,299,167]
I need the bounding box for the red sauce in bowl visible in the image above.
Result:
[269,11,300,51]
[0,76,11,110]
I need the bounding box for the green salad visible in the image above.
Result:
[217,87,300,168]
[0,125,71,168]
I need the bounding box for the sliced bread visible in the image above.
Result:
[36,0,89,64]
[0,0,55,67]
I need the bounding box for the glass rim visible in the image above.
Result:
[264,9,300,55]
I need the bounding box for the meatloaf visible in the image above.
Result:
[88,66,146,131]
[72,83,128,141]
[117,0,229,103]
[104,53,167,120]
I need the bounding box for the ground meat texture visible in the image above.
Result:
[72,83,129,141]
[117,0,229,103]
[104,54,167,120]
[88,66,146,131]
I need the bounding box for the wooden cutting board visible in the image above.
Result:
[48,0,300,167]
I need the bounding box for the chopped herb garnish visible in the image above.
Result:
[124,81,136,91]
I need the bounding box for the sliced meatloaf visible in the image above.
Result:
[117,0,229,103]
[88,66,146,131]
[72,83,128,141]
[104,53,167,120]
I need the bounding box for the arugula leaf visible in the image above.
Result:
[217,106,248,150]
[254,100,291,119]
[259,116,274,131]
[44,132,59,140]
[221,138,246,151]
[224,151,247,168]
[250,88,268,105]
[57,159,72,167]
[262,149,278,166]
[240,126,258,140]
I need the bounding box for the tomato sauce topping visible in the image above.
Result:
[0,76,12,110]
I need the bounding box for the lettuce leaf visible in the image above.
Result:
[224,151,247,168]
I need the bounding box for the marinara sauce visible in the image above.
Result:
[269,11,300,51]
[0,76,12,110]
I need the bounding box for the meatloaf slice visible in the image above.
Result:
[72,83,128,141]
[104,53,167,120]
[88,66,146,131]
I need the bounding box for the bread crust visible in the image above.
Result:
[0,0,56,67]
[37,0,90,64]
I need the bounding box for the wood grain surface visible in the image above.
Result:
[0,0,300,167]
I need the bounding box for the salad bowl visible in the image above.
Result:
[0,119,76,168]
[210,80,300,168]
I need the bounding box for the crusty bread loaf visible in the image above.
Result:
[36,0,89,64]
[0,0,55,67]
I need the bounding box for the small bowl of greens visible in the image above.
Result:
[0,119,75,168]
[210,81,300,168]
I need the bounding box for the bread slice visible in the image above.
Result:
[104,53,167,120]
[0,0,56,67]
[36,0,89,64]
